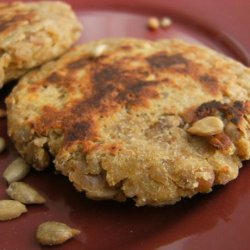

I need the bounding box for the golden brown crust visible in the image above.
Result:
[0,4,36,34]
[0,1,82,88]
[6,38,250,206]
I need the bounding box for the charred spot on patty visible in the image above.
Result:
[195,100,250,125]
[93,65,121,85]
[199,75,219,95]
[147,53,188,69]
[67,57,89,70]
[196,100,222,119]
[66,121,92,142]
[46,72,63,83]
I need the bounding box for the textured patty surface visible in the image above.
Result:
[0,1,81,88]
[6,38,250,206]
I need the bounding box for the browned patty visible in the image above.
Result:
[6,38,250,206]
[0,1,81,88]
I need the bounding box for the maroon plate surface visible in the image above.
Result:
[1,0,250,249]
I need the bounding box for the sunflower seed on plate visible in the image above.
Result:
[36,221,80,246]
[0,137,6,153]
[6,182,46,204]
[147,17,160,30]
[160,17,172,28]
[3,157,31,184]
[0,199,27,221]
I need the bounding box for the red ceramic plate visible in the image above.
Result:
[1,0,250,249]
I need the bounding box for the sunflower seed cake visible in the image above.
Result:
[6,38,250,206]
[0,1,82,88]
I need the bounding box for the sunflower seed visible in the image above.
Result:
[0,200,27,221]
[36,221,80,246]
[147,17,160,30]
[187,116,224,136]
[92,44,107,58]
[160,17,172,28]
[3,158,31,184]
[0,137,6,153]
[6,182,46,204]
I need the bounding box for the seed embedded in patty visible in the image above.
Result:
[187,116,224,136]
[92,44,107,58]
